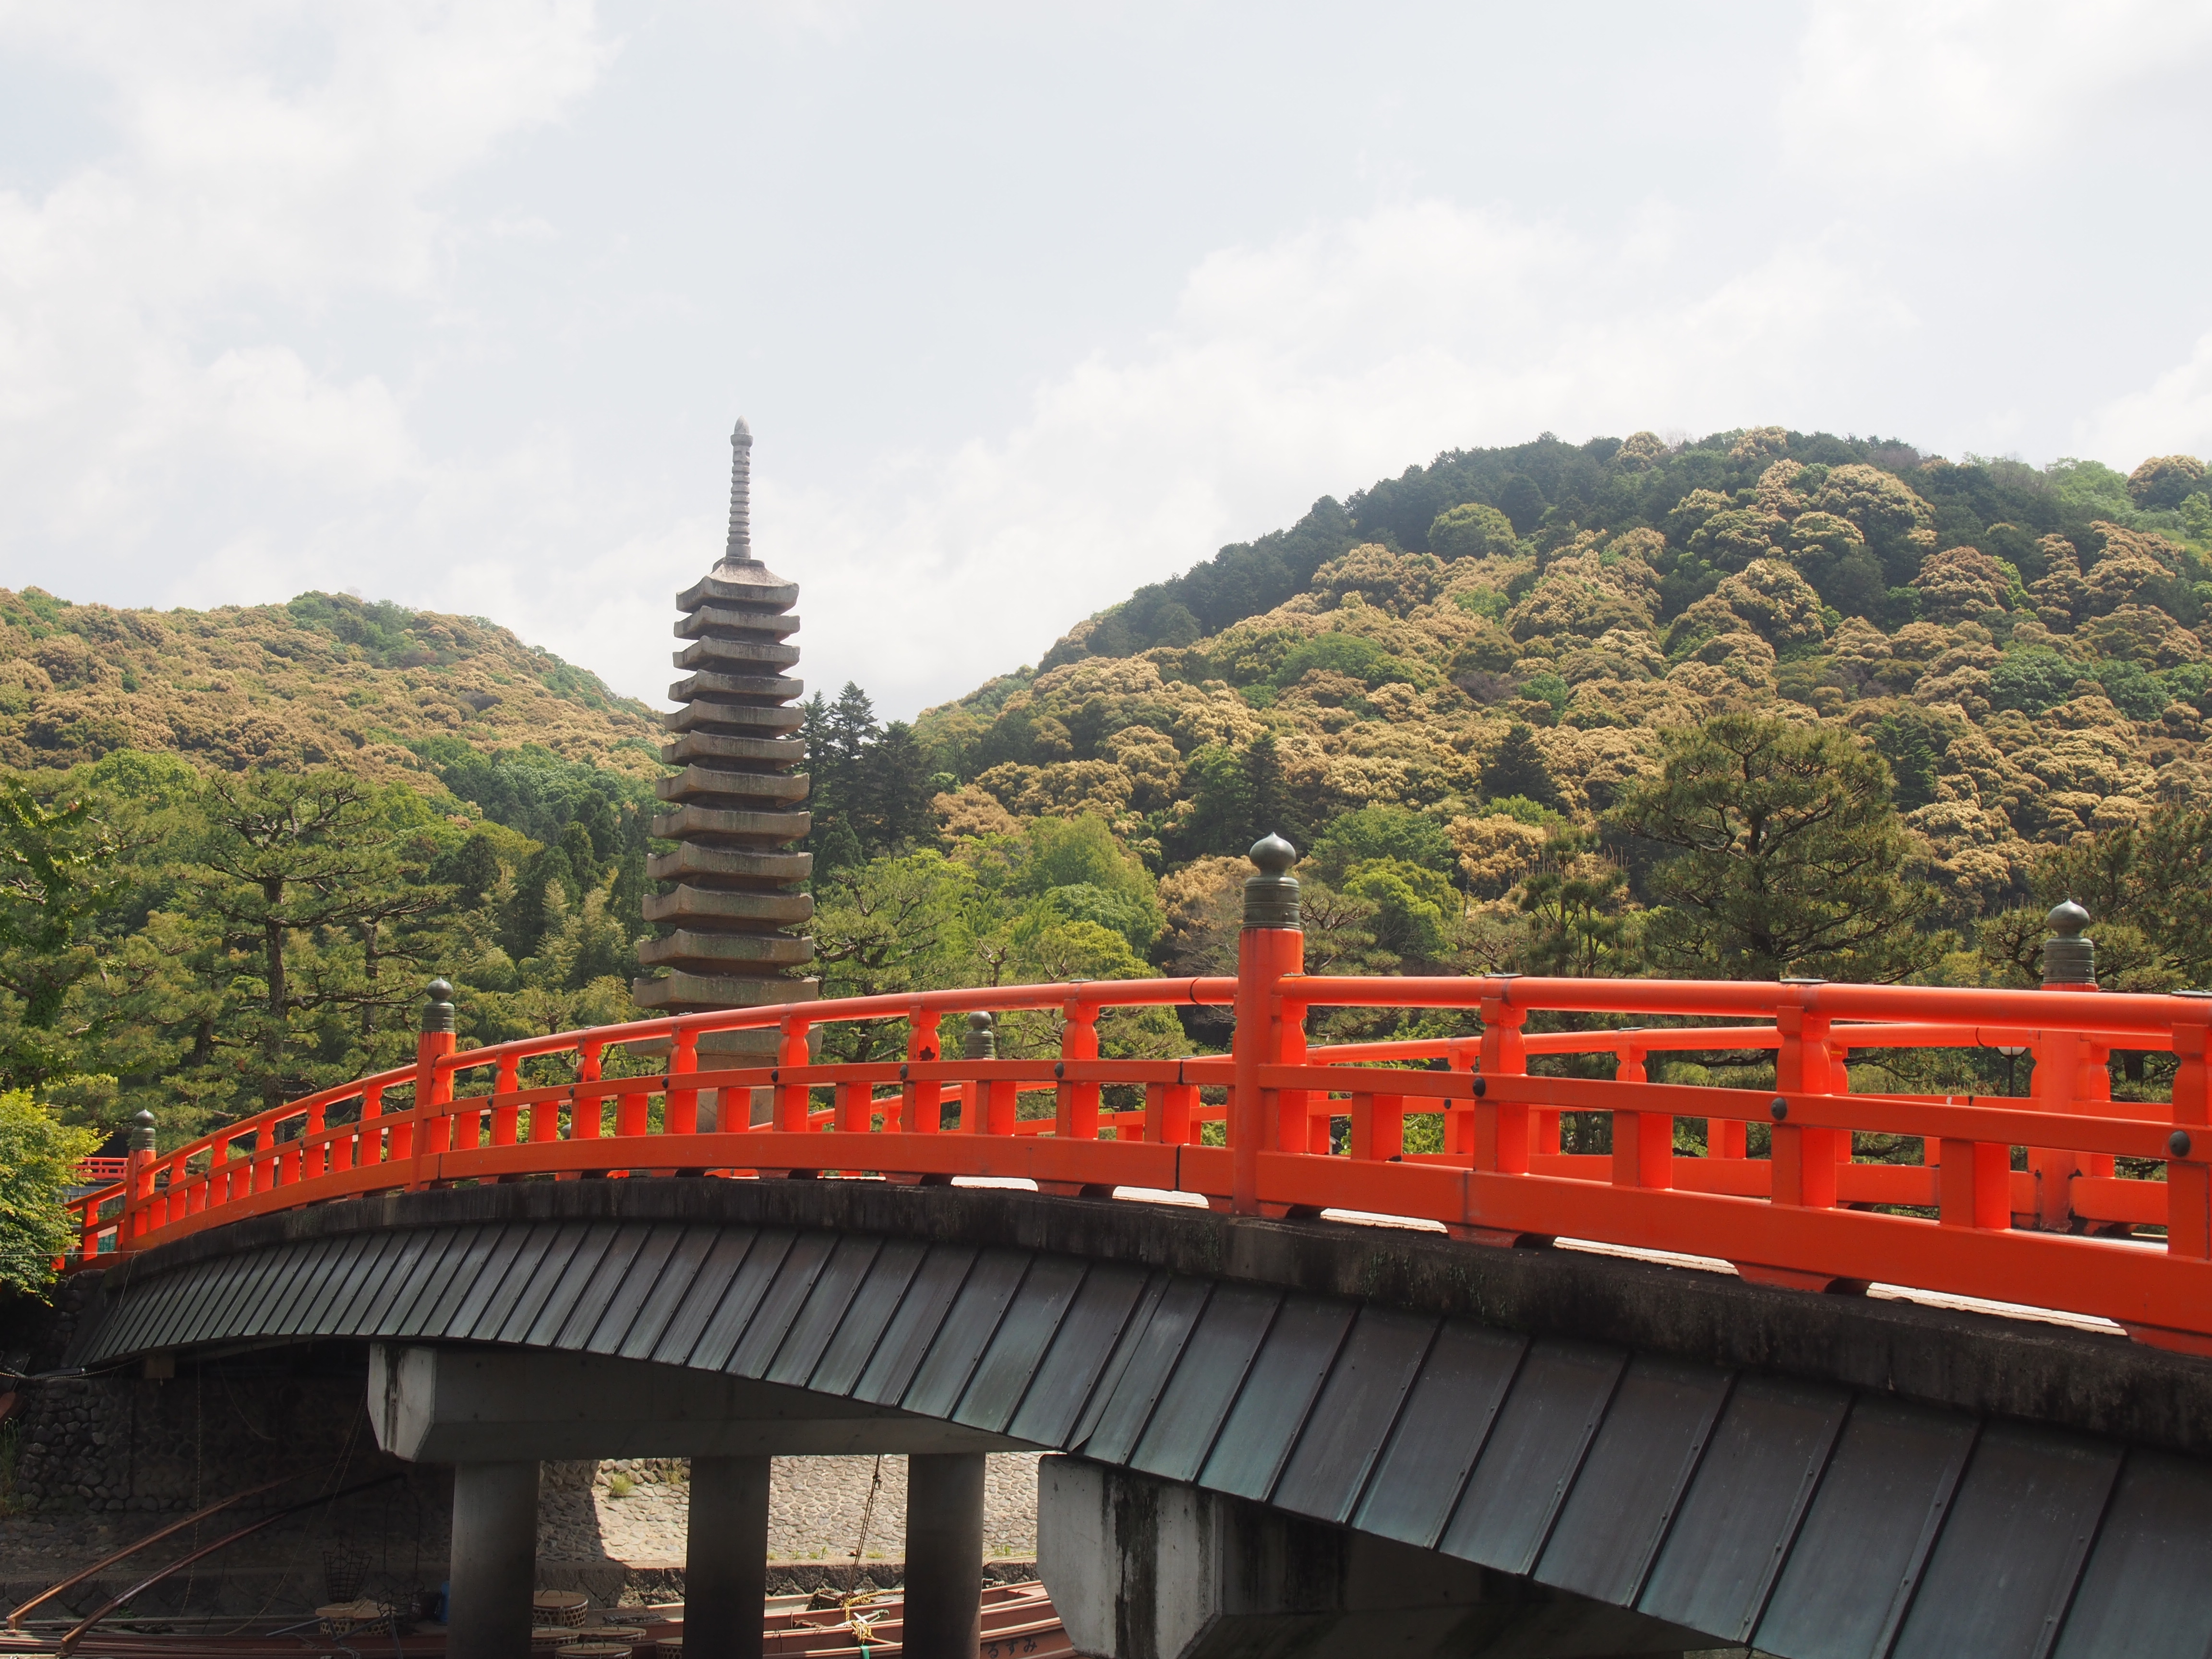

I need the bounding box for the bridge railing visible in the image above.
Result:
[66,842,2212,1356]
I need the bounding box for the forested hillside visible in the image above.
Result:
[0,587,660,778]
[876,429,2212,1044]
[5,427,2212,1283]
[0,591,667,1197]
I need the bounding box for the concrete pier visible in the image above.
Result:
[904,1453,987,1659]
[448,1460,540,1659]
[686,1455,773,1659]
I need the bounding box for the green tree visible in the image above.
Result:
[0,1090,98,1294]
[1612,715,1942,981]
[1310,805,1456,886]
[1481,723,1560,808]
[189,771,451,1113]
[813,851,981,1061]
[1428,501,1518,560]
[1513,828,1636,977]
[1978,802,2212,992]
[0,778,127,1089]
[1341,858,1455,966]
[858,721,935,853]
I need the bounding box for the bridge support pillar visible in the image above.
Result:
[686,1455,771,1659]
[448,1459,540,1659]
[905,1452,986,1659]
[1038,1456,1706,1659]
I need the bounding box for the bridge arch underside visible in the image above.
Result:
[66,1180,2212,1659]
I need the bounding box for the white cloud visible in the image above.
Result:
[751,199,1916,717]
[2079,329,2212,468]
[1783,0,2212,177]
[1,0,2207,735]
[0,1,609,571]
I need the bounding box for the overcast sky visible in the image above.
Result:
[3,2,2211,720]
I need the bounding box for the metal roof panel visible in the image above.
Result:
[686,1226,804,1372]
[851,1244,979,1407]
[616,1226,727,1361]
[1754,1396,1977,1659]
[1076,1275,1209,1465]
[806,1238,927,1395]
[2053,1450,2212,1659]
[644,1226,766,1367]
[1198,1295,1356,1503]
[1538,1355,1733,1609]
[1273,1306,1436,1527]
[1350,1320,1524,1551]
[1010,1263,1157,1449]
[1441,1337,1626,1575]
[1638,1373,1850,1644]
[484,1223,593,1344]
[765,1234,885,1387]
[900,1248,1032,1419]
[580,1223,691,1356]
[1125,1283,1278,1482]
[1890,1421,2122,1659]
[954,1255,1088,1434]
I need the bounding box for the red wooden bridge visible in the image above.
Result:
[69,867,2212,1357]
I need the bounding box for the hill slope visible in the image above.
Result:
[0,588,660,781]
[916,429,2212,922]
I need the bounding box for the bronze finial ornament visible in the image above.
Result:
[1242,833,1301,930]
[2041,899,2095,987]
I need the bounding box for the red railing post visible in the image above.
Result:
[664,1028,698,1137]
[2027,902,2099,1229]
[491,1055,522,1146]
[412,979,457,1183]
[1772,990,1838,1209]
[1275,998,1316,1155]
[1350,1092,1404,1161]
[302,1098,327,1180]
[644,1029,690,1142]
[777,1018,813,1131]
[1612,1042,1670,1189]
[1056,998,1101,1140]
[1231,835,1304,1213]
[252,1120,277,1195]
[1474,986,1528,1174]
[574,1041,603,1141]
[123,1111,156,1243]
[358,1082,385,1169]
[962,1014,1013,1135]
[906,1004,943,1134]
[2170,994,2211,1258]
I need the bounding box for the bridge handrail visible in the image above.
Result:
[64,922,2212,1356]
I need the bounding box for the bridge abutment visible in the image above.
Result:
[1038,1456,1708,1659]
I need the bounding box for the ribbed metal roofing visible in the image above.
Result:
[72,1213,2212,1659]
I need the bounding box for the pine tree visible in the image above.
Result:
[1612,714,1942,982]
[1481,723,1561,809]
[800,691,838,863]
[828,684,879,793]
[191,772,450,1112]
[858,721,934,853]
[1243,733,1294,848]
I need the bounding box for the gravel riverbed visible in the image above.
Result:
[540,1453,1043,1567]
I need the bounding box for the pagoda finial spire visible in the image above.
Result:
[724,417,756,565]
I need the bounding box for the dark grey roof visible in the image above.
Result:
[72,1211,2212,1659]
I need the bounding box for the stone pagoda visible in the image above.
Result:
[632,420,817,1077]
